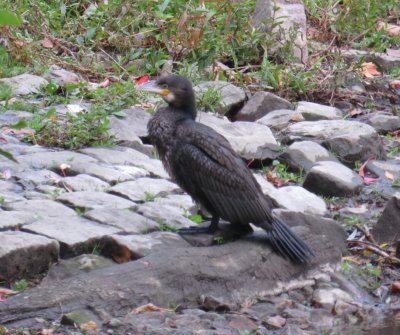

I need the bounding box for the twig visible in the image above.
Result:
[354,224,377,244]
[347,240,400,263]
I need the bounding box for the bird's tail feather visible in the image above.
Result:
[264,216,315,263]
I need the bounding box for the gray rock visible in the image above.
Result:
[372,194,400,243]
[59,174,109,192]
[284,120,385,163]
[109,177,180,202]
[43,65,81,86]
[0,231,59,281]
[342,49,400,71]
[0,211,34,229]
[23,216,121,257]
[366,159,400,180]
[109,107,151,148]
[303,161,364,196]
[234,91,293,121]
[0,74,49,96]
[194,81,246,115]
[15,169,60,186]
[256,109,304,130]
[280,141,339,172]
[45,101,92,116]
[198,111,280,160]
[366,113,400,134]
[57,191,135,210]
[312,288,353,311]
[4,199,77,219]
[102,231,191,259]
[84,207,159,233]
[296,101,343,121]
[0,110,33,126]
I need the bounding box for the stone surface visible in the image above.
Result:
[365,113,400,134]
[303,161,364,196]
[0,231,59,281]
[234,91,293,121]
[342,49,400,71]
[371,194,400,243]
[256,109,304,130]
[43,65,81,86]
[3,199,77,218]
[194,81,246,115]
[280,141,339,172]
[284,120,385,164]
[0,211,35,229]
[312,288,353,311]
[15,169,60,187]
[0,74,49,96]
[0,110,33,125]
[198,111,280,160]
[57,191,135,210]
[366,159,400,180]
[84,207,159,233]
[23,216,121,257]
[296,101,343,121]
[109,177,180,202]
[58,174,109,192]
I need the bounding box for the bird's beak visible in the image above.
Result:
[136,80,170,97]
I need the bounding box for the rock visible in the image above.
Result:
[43,65,81,86]
[312,288,353,311]
[102,231,191,259]
[296,101,343,121]
[284,120,385,164]
[0,110,33,126]
[109,177,180,202]
[280,141,339,172]
[15,169,60,187]
[0,231,59,281]
[57,191,135,210]
[194,81,246,115]
[198,111,280,160]
[43,254,115,283]
[366,159,400,180]
[234,92,293,121]
[84,207,159,233]
[59,174,109,192]
[366,113,400,134]
[61,310,100,328]
[371,195,400,243]
[342,49,400,71]
[0,211,34,229]
[256,109,304,130]
[4,199,77,219]
[0,74,49,96]
[45,101,92,116]
[23,216,121,257]
[303,161,364,196]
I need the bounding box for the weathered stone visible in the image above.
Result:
[284,120,385,163]
[342,49,400,71]
[4,199,77,218]
[84,208,159,233]
[43,65,81,86]
[366,113,400,134]
[57,191,135,210]
[80,146,169,178]
[45,102,92,116]
[102,231,191,259]
[194,81,246,115]
[366,159,400,180]
[312,288,353,311]
[256,109,304,130]
[15,169,60,186]
[23,216,121,257]
[109,178,180,202]
[296,101,343,121]
[198,111,280,160]
[303,161,364,196]
[0,110,33,126]
[0,211,34,229]
[0,231,59,281]
[234,92,293,121]
[0,74,49,96]
[372,195,400,243]
[280,141,339,172]
[58,174,109,192]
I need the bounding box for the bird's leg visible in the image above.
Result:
[178,215,219,234]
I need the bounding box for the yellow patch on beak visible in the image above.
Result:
[160,88,170,96]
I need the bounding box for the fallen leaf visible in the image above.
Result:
[99,78,110,88]
[359,158,380,184]
[389,79,400,90]
[39,329,54,335]
[385,171,395,180]
[129,303,169,315]
[3,127,35,136]
[42,37,54,49]
[289,113,304,122]
[390,281,400,293]
[378,21,400,36]
[0,287,17,301]
[59,163,71,177]
[265,315,286,328]
[349,108,363,116]
[361,62,381,78]
[80,321,97,331]
[0,168,12,179]
[135,74,151,85]
[111,245,132,263]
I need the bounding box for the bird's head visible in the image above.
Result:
[136,75,196,117]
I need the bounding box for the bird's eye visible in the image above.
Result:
[160,83,168,89]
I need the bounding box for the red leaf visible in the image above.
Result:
[135,75,151,85]
[359,158,380,184]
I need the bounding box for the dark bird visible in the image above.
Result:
[138,74,314,263]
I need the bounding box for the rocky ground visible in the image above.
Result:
[0,62,399,335]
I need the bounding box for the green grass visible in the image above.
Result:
[12,279,28,291]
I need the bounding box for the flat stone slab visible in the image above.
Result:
[109,178,180,202]
[284,120,385,163]
[43,65,81,86]
[280,141,339,172]
[365,113,400,134]
[198,112,280,160]
[0,231,59,281]
[3,199,77,219]
[296,101,343,121]
[372,194,400,244]
[0,74,49,96]
[256,109,304,130]
[84,208,159,233]
[57,191,135,210]
[366,159,400,180]
[59,174,109,192]
[15,170,60,187]
[303,161,364,196]
[102,231,191,259]
[0,211,35,229]
[23,216,121,257]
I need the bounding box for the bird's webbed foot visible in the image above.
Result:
[178,216,219,235]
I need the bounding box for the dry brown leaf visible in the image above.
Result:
[111,245,132,263]
[349,108,362,116]
[385,171,395,180]
[42,37,54,49]
[378,21,400,36]
[80,321,97,331]
[361,62,381,78]
[289,113,305,122]
[389,80,400,90]
[178,11,188,28]
[390,281,400,293]
[130,303,169,315]
[3,128,35,136]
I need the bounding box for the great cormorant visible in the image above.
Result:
[138,75,314,263]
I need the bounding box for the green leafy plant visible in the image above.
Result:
[12,279,28,291]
